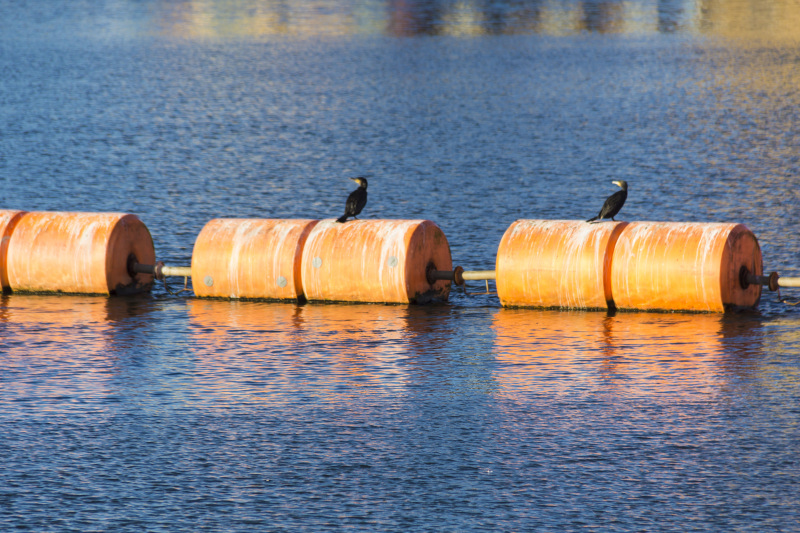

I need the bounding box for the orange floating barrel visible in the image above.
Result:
[0,209,27,290]
[496,220,628,309]
[301,219,452,304]
[610,222,762,312]
[6,211,155,295]
[191,218,318,300]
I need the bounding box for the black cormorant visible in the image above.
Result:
[587,180,628,223]
[336,177,368,223]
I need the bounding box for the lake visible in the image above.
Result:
[1,1,800,531]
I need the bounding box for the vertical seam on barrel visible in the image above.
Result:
[604,221,628,310]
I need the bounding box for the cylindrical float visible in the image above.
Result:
[300,219,452,304]
[5,212,155,295]
[0,209,27,290]
[496,220,628,309]
[191,218,318,300]
[610,222,762,312]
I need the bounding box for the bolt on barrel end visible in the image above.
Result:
[127,256,191,281]
[426,265,464,285]
[426,266,496,286]
[740,266,780,291]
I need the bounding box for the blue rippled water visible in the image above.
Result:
[2,1,800,531]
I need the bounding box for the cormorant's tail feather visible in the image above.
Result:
[336,215,348,223]
[586,216,599,223]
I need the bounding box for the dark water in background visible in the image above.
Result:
[2,1,800,531]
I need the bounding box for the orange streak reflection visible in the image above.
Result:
[186,300,426,403]
[0,294,158,407]
[0,293,152,336]
[491,308,763,398]
[142,0,800,39]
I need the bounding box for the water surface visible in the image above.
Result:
[2,1,800,531]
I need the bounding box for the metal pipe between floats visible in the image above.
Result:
[159,265,192,278]
[428,266,495,286]
[437,265,800,291]
[133,262,800,290]
[462,270,496,281]
[130,261,191,281]
[435,268,800,289]
[741,268,800,291]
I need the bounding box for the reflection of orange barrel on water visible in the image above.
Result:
[5,212,155,295]
[191,219,318,300]
[0,209,27,289]
[185,300,412,395]
[491,308,729,396]
[186,299,303,359]
[301,219,452,304]
[611,222,762,312]
[0,295,114,361]
[0,293,152,328]
[496,220,628,309]
[187,300,409,360]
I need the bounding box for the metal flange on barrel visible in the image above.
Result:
[2,211,155,295]
[191,218,319,300]
[301,219,452,304]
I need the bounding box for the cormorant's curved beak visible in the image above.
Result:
[612,180,623,188]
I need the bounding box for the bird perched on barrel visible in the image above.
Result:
[587,180,628,223]
[336,177,368,223]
